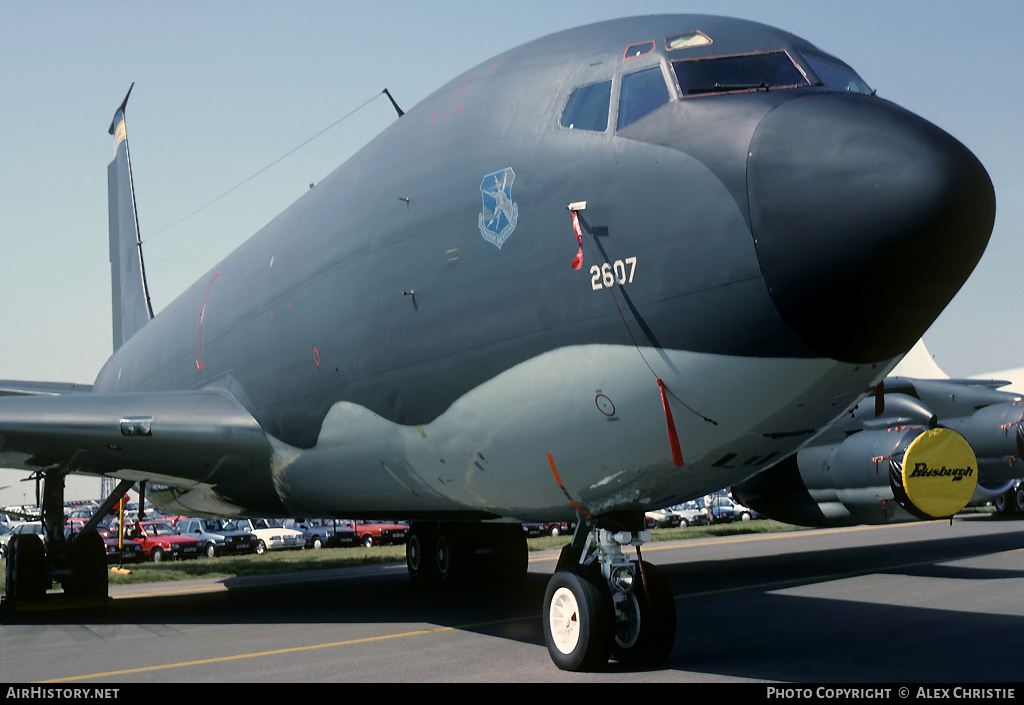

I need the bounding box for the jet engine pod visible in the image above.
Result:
[944,401,1024,461]
[889,427,978,520]
[733,425,978,526]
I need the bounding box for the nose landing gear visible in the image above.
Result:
[543,516,676,671]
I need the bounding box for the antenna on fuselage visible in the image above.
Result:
[383,88,404,117]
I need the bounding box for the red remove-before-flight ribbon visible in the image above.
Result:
[658,378,685,467]
[570,210,584,270]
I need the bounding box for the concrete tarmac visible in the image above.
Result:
[2,514,1022,683]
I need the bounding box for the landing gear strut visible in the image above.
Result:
[543,514,676,671]
[3,473,134,607]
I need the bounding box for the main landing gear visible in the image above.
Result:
[3,473,134,608]
[405,521,528,588]
[993,480,1024,515]
[543,514,676,671]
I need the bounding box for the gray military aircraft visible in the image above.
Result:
[733,343,1024,526]
[0,15,996,671]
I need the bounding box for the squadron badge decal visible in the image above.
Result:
[478,167,519,249]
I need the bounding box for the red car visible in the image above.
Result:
[127,521,201,562]
[353,520,409,548]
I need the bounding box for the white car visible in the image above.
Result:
[11,521,47,544]
[724,497,759,521]
[646,508,682,528]
[669,501,707,527]
[230,518,305,554]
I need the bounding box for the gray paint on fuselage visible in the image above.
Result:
[97,16,826,449]
[82,14,992,522]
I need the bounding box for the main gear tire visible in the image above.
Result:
[64,531,108,599]
[5,534,48,602]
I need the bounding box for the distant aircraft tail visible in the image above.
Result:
[107,84,154,351]
[890,339,1023,393]
[889,339,949,379]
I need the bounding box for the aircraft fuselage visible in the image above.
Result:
[90,15,995,521]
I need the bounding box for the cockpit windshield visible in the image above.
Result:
[801,51,873,94]
[673,50,810,96]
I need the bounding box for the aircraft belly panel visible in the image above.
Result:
[269,345,890,520]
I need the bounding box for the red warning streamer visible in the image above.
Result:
[570,210,584,270]
[570,204,697,467]
[547,453,592,517]
[658,378,684,467]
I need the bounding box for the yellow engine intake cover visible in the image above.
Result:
[902,428,978,517]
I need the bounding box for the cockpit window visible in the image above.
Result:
[665,31,712,51]
[560,79,612,131]
[673,50,811,96]
[801,51,873,95]
[617,66,670,130]
[623,40,656,60]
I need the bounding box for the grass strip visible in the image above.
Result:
[0,519,804,590]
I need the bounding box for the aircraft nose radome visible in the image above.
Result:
[747,94,995,364]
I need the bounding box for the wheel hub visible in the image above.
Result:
[549,586,582,655]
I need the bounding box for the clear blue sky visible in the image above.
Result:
[1,1,1021,503]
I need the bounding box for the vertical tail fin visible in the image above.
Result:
[107,84,154,351]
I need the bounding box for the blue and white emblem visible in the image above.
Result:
[477,167,519,249]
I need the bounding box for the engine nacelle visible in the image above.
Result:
[733,426,978,527]
[943,401,1024,470]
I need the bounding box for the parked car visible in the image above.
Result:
[176,517,259,558]
[697,494,742,524]
[11,521,47,546]
[671,501,707,527]
[724,497,759,521]
[60,524,144,564]
[352,520,409,548]
[544,522,573,537]
[522,522,572,538]
[521,523,545,538]
[126,521,201,562]
[230,518,305,554]
[100,535,145,564]
[67,505,98,521]
[0,522,12,559]
[647,508,683,528]
[280,518,358,548]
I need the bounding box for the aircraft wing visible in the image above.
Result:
[0,380,94,396]
[884,376,1013,393]
[0,389,279,514]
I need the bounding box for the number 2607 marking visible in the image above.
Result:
[590,257,637,291]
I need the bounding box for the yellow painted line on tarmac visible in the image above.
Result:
[111,583,228,599]
[36,521,1020,683]
[38,614,526,683]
